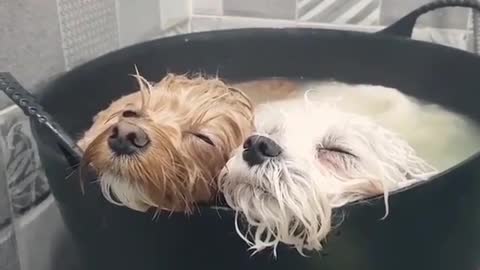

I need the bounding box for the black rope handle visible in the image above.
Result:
[0,72,83,166]
[379,0,480,37]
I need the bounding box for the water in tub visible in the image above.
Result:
[236,78,480,173]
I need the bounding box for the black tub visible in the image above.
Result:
[2,1,480,270]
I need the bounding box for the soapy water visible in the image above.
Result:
[301,80,480,172]
[239,78,480,173]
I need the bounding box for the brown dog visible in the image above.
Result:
[78,73,254,213]
[78,72,300,214]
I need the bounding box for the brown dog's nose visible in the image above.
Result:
[108,122,150,155]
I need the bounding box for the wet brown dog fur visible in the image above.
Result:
[78,72,300,214]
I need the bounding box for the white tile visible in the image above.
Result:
[116,0,162,47]
[220,16,295,29]
[191,15,297,32]
[155,20,191,38]
[466,32,476,53]
[0,152,12,229]
[469,9,479,54]
[15,196,82,270]
[0,109,12,225]
[193,0,223,15]
[191,16,221,32]
[296,22,471,51]
[218,16,297,29]
[295,21,380,32]
[57,0,119,69]
[297,0,380,26]
[160,0,192,30]
[0,106,49,217]
[223,0,296,19]
[380,0,469,29]
[0,227,20,270]
[412,28,469,51]
[0,0,65,96]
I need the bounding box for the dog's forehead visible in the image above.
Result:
[253,103,324,154]
[144,85,245,120]
[253,101,397,157]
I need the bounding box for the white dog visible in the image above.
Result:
[218,82,440,255]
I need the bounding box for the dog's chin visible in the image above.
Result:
[84,143,213,213]
[99,173,155,212]
[219,153,332,255]
[98,172,197,213]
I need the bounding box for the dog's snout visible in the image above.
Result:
[108,122,150,155]
[242,135,282,166]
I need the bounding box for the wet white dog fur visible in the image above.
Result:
[218,82,439,255]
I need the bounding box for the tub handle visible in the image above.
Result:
[0,73,83,167]
[378,0,480,37]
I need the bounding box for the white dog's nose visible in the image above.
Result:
[242,135,282,166]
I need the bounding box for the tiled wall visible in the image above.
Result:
[0,0,477,269]
[0,0,190,269]
[190,0,475,51]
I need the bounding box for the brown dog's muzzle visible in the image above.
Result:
[108,121,150,155]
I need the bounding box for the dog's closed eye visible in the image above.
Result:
[319,134,357,158]
[317,146,356,158]
[185,131,215,146]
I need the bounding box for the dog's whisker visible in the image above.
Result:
[64,163,81,180]
[89,179,101,184]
